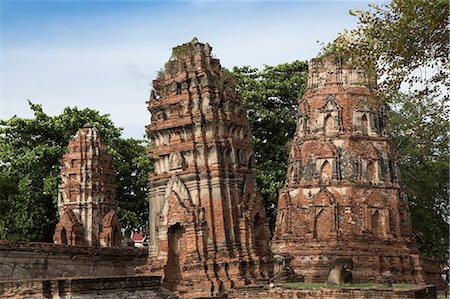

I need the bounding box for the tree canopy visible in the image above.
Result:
[0,102,150,242]
[230,61,308,230]
[389,92,449,259]
[327,0,449,103]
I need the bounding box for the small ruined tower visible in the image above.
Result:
[144,39,272,297]
[271,55,421,283]
[53,124,121,247]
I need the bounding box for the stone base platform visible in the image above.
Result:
[0,275,176,299]
[0,240,147,280]
[226,285,437,299]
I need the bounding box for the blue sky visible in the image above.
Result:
[1,1,381,138]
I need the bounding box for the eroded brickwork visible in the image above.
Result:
[0,240,146,280]
[227,285,436,299]
[143,39,272,298]
[0,276,173,299]
[53,124,121,247]
[271,55,426,284]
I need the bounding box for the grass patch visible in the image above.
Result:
[284,282,416,290]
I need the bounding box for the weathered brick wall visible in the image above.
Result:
[0,241,147,280]
[271,54,445,289]
[143,39,272,298]
[0,276,175,299]
[54,124,120,247]
[227,285,437,299]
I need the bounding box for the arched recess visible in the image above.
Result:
[163,175,192,213]
[311,188,338,240]
[61,227,68,245]
[367,161,376,182]
[99,211,122,247]
[53,210,85,246]
[169,152,184,170]
[159,176,195,290]
[159,175,194,228]
[324,114,334,135]
[320,160,333,181]
[163,222,184,291]
[361,114,369,135]
[372,209,384,238]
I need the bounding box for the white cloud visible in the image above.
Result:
[1,1,366,138]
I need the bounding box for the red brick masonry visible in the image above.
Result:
[271,55,446,289]
[0,240,146,280]
[142,39,273,298]
[54,124,121,247]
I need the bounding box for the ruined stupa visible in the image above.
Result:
[143,39,272,297]
[271,55,442,285]
[53,124,121,247]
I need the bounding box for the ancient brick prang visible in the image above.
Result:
[271,55,426,284]
[144,39,272,297]
[53,124,121,247]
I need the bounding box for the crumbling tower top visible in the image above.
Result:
[53,125,121,247]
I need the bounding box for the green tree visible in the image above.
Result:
[0,102,150,242]
[328,0,449,102]
[389,92,449,260]
[231,61,308,230]
[112,138,151,229]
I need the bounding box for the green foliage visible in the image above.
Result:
[231,61,308,231]
[0,102,150,242]
[388,92,449,260]
[111,138,151,229]
[330,0,449,102]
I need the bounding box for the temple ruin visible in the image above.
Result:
[0,40,445,299]
[271,55,443,287]
[53,124,121,247]
[143,39,273,297]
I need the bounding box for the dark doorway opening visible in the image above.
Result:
[61,227,68,245]
[163,223,184,291]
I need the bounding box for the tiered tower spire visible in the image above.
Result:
[53,124,121,247]
[144,39,272,297]
[271,55,420,283]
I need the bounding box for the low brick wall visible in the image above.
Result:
[227,285,437,299]
[0,276,176,299]
[0,241,147,280]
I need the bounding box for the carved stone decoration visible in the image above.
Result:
[272,54,430,286]
[144,39,272,298]
[169,152,184,170]
[53,124,121,247]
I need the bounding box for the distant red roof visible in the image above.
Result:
[131,231,145,241]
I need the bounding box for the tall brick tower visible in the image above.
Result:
[54,124,121,247]
[144,39,272,297]
[271,55,433,284]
